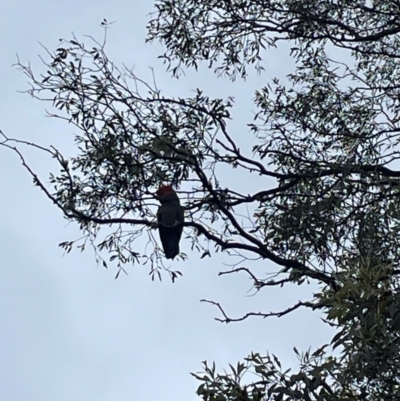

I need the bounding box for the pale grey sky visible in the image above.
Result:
[0,1,333,400]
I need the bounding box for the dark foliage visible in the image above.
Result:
[2,0,400,398]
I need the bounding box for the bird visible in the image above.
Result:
[157,185,184,259]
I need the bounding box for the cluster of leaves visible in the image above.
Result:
[193,257,400,400]
[4,31,243,277]
[4,30,346,285]
[147,0,400,80]
[149,0,400,398]
[325,257,400,398]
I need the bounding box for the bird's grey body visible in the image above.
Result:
[157,187,184,259]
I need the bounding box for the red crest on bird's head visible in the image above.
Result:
[157,184,175,197]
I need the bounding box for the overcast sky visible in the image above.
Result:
[0,2,334,400]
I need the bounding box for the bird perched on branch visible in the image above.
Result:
[157,185,184,259]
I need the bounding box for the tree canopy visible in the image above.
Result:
[2,0,400,399]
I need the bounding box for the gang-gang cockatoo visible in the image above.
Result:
[156,185,184,259]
